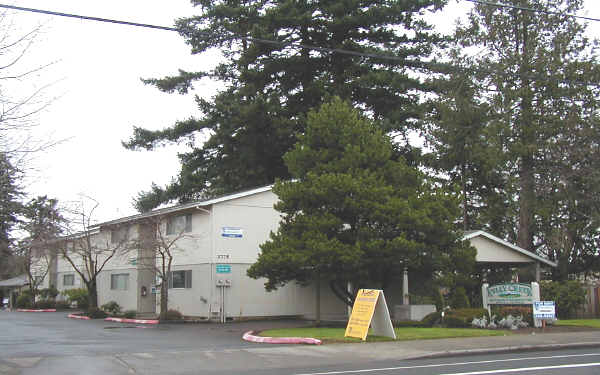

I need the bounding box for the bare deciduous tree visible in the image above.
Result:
[130,214,191,320]
[59,197,131,310]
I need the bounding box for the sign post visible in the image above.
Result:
[533,301,555,328]
[345,289,395,341]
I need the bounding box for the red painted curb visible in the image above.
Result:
[68,314,91,320]
[17,309,57,312]
[104,317,159,324]
[242,331,322,345]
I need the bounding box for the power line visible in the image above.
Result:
[0,3,597,88]
[0,3,413,63]
[464,0,600,22]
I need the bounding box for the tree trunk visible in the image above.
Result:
[87,279,98,310]
[160,283,168,319]
[516,6,535,252]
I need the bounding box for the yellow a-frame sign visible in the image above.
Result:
[344,289,396,341]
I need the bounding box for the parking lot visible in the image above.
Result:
[0,311,318,374]
[0,311,311,358]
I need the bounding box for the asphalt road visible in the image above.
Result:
[274,349,600,375]
[1,311,599,375]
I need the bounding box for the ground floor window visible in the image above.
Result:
[63,274,74,286]
[111,273,129,290]
[168,270,192,289]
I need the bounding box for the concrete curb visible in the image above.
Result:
[411,341,600,360]
[16,309,57,312]
[243,330,322,345]
[105,317,159,324]
[67,313,91,320]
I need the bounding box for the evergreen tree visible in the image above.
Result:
[18,196,64,303]
[124,0,449,209]
[247,98,475,305]
[0,153,23,279]
[432,0,600,279]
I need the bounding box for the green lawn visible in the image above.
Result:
[555,319,600,328]
[259,327,510,343]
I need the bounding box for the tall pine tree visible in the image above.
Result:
[124,0,449,211]
[247,98,475,306]
[430,0,600,279]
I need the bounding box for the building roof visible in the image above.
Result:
[463,230,557,267]
[0,274,28,288]
[93,185,274,229]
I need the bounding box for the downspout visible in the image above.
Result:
[196,206,213,319]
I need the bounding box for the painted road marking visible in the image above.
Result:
[440,362,600,375]
[295,353,600,375]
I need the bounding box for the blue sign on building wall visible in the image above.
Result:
[216,264,231,274]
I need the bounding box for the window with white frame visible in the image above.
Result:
[110,273,129,290]
[168,270,192,289]
[166,214,192,235]
[110,226,129,244]
[63,274,74,286]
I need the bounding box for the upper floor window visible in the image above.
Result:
[166,214,192,235]
[110,226,129,244]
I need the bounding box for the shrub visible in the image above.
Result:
[445,308,489,328]
[34,300,56,309]
[165,309,183,320]
[101,301,122,316]
[122,310,137,319]
[16,294,32,309]
[434,289,445,312]
[62,288,89,310]
[393,320,426,328]
[444,315,470,328]
[450,287,470,309]
[55,301,71,310]
[39,287,59,300]
[86,308,108,319]
[540,280,586,319]
[421,311,442,327]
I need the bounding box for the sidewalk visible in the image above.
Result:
[331,330,600,360]
[242,329,600,365]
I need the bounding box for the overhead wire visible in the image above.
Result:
[0,3,598,88]
[464,0,600,22]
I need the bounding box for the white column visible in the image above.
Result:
[531,281,541,328]
[482,283,490,317]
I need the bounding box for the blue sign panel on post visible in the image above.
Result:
[216,264,231,274]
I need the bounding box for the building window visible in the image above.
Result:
[166,214,192,235]
[63,274,74,286]
[111,226,129,244]
[168,270,192,289]
[111,274,129,290]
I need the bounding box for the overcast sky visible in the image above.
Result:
[6,0,600,224]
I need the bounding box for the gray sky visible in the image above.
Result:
[6,0,600,223]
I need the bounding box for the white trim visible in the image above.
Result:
[463,230,557,267]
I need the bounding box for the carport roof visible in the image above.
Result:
[0,274,28,287]
[463,230,557,267]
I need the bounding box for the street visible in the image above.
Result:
[1,311,599,374]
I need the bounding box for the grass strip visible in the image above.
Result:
[554,319,600,328]
[259,327,509,343]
